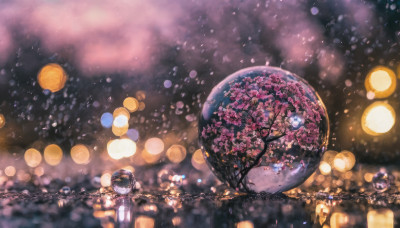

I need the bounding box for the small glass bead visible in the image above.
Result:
[111,169,136,195]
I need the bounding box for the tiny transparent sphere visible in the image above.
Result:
[372,171,390,193]
[111,169,136,195]
[59,186,71,195]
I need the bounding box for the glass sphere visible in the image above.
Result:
[111,169,136,195]
[199,66,329,193]
[372,171,390,193]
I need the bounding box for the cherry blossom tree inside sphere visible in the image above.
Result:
[199,66,329,194]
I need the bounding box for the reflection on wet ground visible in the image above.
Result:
[0,190,398,227]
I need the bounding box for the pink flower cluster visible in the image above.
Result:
[202,73,324,168]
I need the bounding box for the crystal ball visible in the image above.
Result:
[111,169,136,195]
[372,171,390,193]
[199,66,329,193]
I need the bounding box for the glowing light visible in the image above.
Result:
[0,114,5,128]
[122,166,135,173]
[34,167,44,177]
[367,209,394,228]
[141,149,161,164]
[365,66,396,98]
[315,203,330,225]
[113,107,130,119]
[101,172,112,187]
[364,172,374,182]
[4,166,16,177]
[112,125,129,136]
[319,161,331,175]
[123,97,139,113]
[44,144,63,166]
[333,150,355,172]
[135,91,146,101]
[70,144,90,164]
[113,115,128,128]
[236,221,254,228]
[37,63,67,92]
[107,139,136,160]
[144,137,164,155]
[166,145,187,163]
[322,150,338,165]
[362,102,395,136]
[192,149,206,170]
[135,216,154,228]
[100,112,113,128]
[24,148,42,168]
[330,212,349,228]
[126,129,139,141]
[138,102,146,111]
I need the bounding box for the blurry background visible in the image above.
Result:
[0,0,400,189]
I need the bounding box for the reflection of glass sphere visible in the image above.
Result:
[199,66,329,193]
[372,171,390,193]
[111,169,136,195]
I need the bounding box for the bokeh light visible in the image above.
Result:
[361,102,395,136]
[44,144,63,166]
[333,150,355,172]
[37,63,67,92]
[319,161,331,175]
[367,209,394,228]
[112,124,129,137]
[24,148,42,168]
[113,107,130,119]
[141,149,161,164]
[100,112,113,128]
[100,172,112,187]
[126,129,139,141]
[4,166,16,177]
[236,220,254,228]
[365,66,396,99]
[330,212,349,228]
[166,144,187,163]
[322,150,338,166]
[144,137,164,155]
[70,144,90,165]
[107,139,136,160]
[135,216,154,228]
[123,97,139,113]
[191,149,206,170]
[135,91,146,101]
[0,114,5,128]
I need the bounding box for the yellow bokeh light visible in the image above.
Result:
[365,66,396,98]
[24,148,42,168]
[236,221,254,228]
[135,216,154,228]
[112,125,129,137]
[192,149,206,170]
[315,203,330,225]
[319,161,331,175]
[367,209,394,228]
[333,150,355,172]
[135,91,146,101]
[113,107,130,119]
[330,212,349,228]
[166,145,187,163]
[71,144,90,165]
[4,166,16,177]
[141,149,161,164]
[101,172,112,187]
[361,102,395,136]
[322,150,338,165]
[107,139,136,160]
[44,144,63,166]
[145,137,165,155]
[123,97,139,113]
[34,166,44,177]
[364,172,374,183]
[138,102,146,111]
[37,63,67,92]
[0,114,5,128]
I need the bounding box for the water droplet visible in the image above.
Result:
[59,186,71,195]
[372,171,390,193]
[111,169,136,195]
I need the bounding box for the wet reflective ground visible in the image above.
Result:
[0,190,398,228]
